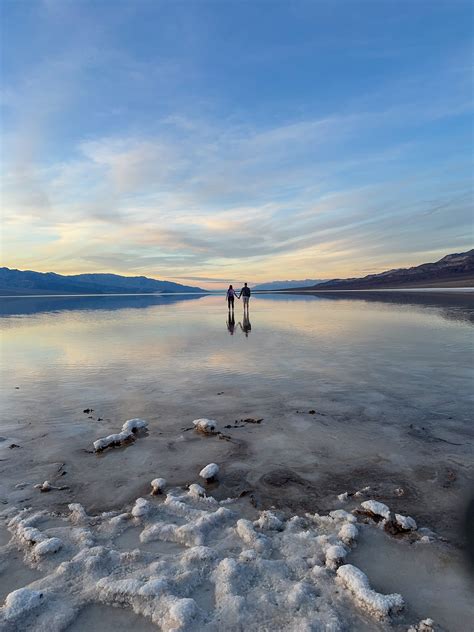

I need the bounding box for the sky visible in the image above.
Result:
[0,0,473,289]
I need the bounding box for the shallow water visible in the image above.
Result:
[0,550,44,602]
[348,524,474,630]
[66,603,158,632]
[113,525,186,556]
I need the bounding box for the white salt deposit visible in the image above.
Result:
[131,498,153,518]
[395,513,417,531]
[329,509,357,523]
[199,463,219,482]
[150,479,167,495]
[7,509,64,561]
[192,419,218,435]
[325,544,347,569]
[408,618,435,632]
[34,481,68,492]
[187,484,206,498]
[122,419,148,434]
[93,418,148,452]
[0,484,430,631]
[336,564,404,619]
[338,523,358,545]
[2,588,44,621]
[34,481,52,492]
[253,510,283,531]
[354,486,371,498]
[360,500,391,520]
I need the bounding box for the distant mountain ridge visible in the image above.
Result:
[291,250,474,291]
[253,279,325,291]
[0,268,206,295]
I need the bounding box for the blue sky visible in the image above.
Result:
[1,0,472,287]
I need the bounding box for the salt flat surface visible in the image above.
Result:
[1,484,461,631]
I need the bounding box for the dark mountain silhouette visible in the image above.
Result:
[291,250,474,291]
[0,268,206,295]
[253,279,325,291]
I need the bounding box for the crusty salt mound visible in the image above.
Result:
[199,463,219,483]
[34,481,69,493]
[360,500,391,521]
[357,500,419,537]
[150,479,167,496]
[394,513,417,532]
[192,419,218,435]
[0,484,433,631]
[93,418,148,452]
[408,618,435,632]
[336,564,404,619]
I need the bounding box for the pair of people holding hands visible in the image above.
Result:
[226,283,251,310]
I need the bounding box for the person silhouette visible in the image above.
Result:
[226,284,237,311]
[238,282,251,312]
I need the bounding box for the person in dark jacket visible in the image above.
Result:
[238,283,251,311]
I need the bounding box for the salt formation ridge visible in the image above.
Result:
[1,487,432,631]
[93,418,148,452]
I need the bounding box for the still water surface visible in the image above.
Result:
[1,291,472,423]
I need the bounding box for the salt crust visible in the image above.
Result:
[1,487,426,631]
[151,479,167,495]
[192,419,218,435]
[407,618,435,632]
[360,500,391,520]
[199,463,219,482]
[336,564,404,619]
[93,418,148,452]
[394,513,417,531]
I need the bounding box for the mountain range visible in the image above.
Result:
[253,279,324,291]
[0,268,205,296]
[1,250,472,296]
[289,250,474,291]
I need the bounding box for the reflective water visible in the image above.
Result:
[0,292,473,539]
[1,292,472,427]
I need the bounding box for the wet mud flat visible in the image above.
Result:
[1,395,471,547]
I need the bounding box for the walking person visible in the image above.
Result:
[226,284,237,311]
[238,282,251,311]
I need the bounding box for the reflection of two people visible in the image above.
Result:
[226,311,251,336]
